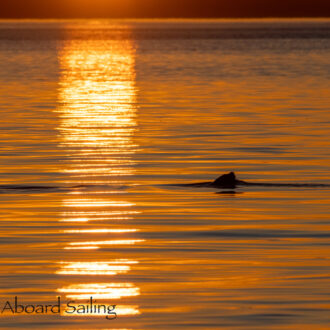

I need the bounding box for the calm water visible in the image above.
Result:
[0,19,330,329]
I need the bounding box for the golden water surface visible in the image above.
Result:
[0,20,330,329]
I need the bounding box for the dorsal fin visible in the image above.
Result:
[213,172,237,186]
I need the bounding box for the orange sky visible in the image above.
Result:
[1,0,330,18]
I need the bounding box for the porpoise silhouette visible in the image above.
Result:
[213,172,244,187]
[179,172,329,188]
[0,173,329,193]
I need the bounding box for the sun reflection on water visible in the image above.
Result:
[56,260,138,276]
[63,199,134,207]
[56,37,138,182]
[55,29,140,318]
[64,239,144,250]
[58,283,140,300]
[63,229,139,233]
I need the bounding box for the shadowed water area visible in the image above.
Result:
[0,19,330,329]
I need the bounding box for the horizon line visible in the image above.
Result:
[1,17,330,21]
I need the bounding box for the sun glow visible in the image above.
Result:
[54,28,141,319]
[56,37,137,183]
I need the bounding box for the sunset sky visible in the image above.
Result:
[1,0,330,18]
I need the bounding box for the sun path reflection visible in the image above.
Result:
[55,30,141,318]
[56,260,138,276]
[56,37,138,183]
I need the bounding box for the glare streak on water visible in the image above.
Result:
[0,19,330,329]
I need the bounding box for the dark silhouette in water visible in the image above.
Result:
[179,172,330,188]
[213,172,243,187]
[0,184,127,193]
[0,185,57,190]
[0,173,329,193]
